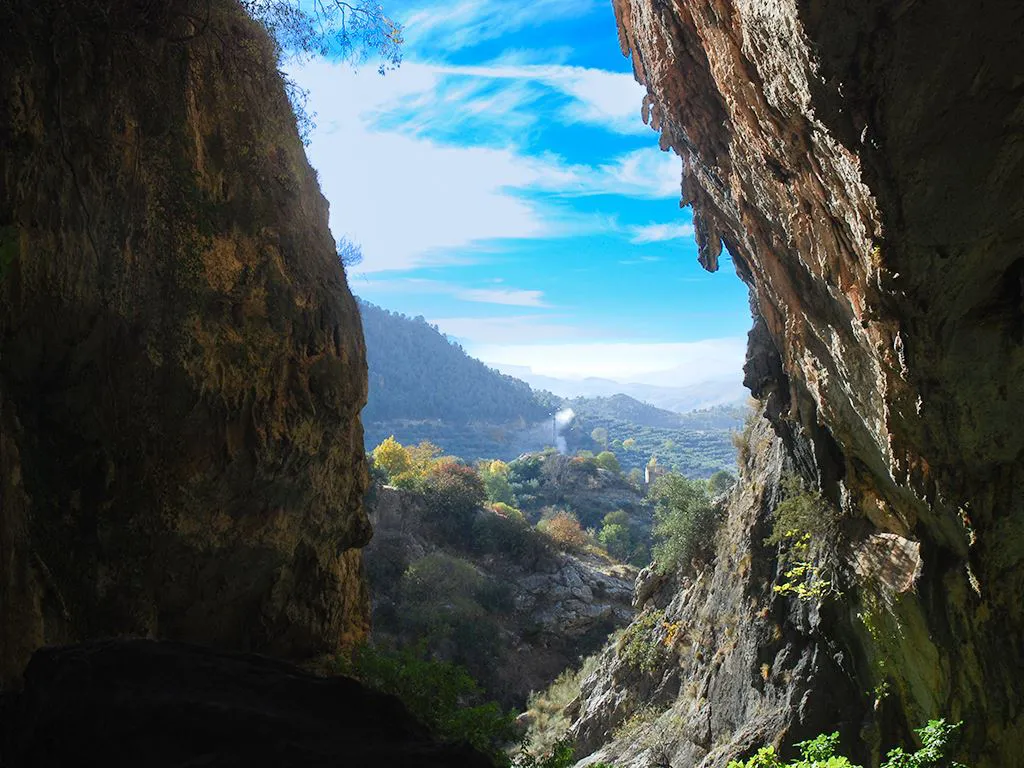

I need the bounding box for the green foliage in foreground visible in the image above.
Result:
[727,720,968,768]
[330,644,517,763]
[331,645,611,767]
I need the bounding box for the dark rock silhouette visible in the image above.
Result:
[0,639,492,768]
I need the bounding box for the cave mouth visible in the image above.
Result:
[281,0,758,735]
[286,2,756,459]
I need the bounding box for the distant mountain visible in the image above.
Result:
[491,365,746,413]
[358,299,556,425]
[566,394,747,477]
[569,394,690,429]
[358,299,746,476]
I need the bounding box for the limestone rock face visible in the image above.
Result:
[585,0,1024,764]
[569,416,858,767]
[0,0,369,685]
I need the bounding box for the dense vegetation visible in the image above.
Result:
[566,396,745,478]
[359,298,556,425]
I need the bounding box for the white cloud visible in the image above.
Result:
[403,0,600,52]
[354,276,548,307]
[423,62,650,135]
[617,255,664,265]
[431,315,594,345]
[630,222,696,243]
[473,338,748,386]
[456,288,547,307]
[288,59,681,272]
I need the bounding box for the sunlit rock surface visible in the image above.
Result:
[568,0,1024,764]
[0,0,369,685]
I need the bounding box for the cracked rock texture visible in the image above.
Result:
[569,414,858,767]
[0,0,369,686]
[570,0,1024,765]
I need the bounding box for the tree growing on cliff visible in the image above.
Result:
[243,0,403,72]
[650,473,717,574]
[241,0,403,141]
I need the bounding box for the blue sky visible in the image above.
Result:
[288,0,751,391]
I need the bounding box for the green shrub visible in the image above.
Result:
[422,460,486,545]
[480,459,516,505]
[397,553,507,683]
[329,644,517,763]
[511,737,576,768]
[765,475,843,602]
[594,451,621,474]
[598,521,632,561]
[882,719,968,768]
[650,473,718,574]
[617,609,666,673]
[726,719,968,768]
[400,552,484,607]
[472,511,552,565]
[708,469,736,495]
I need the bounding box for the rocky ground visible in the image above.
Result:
[365,486,637,706]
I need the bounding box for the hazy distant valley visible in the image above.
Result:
[359,299,744,478]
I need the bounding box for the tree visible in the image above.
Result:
[650,473,717,574]
[479,459,515,505]
[407,441,443,477]
[598,510,632,561]
[622,437,637,451]
[708,469,736,495]
[372,435,411,481]
[537,511,589,551]
[241,1,404,142]
[590,427,609,450]
[243,0,403,72]
[422,460,486,544]
[594,451,621,474]
[337,236,363,269]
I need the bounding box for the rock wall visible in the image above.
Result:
[583,0,1024,764]
[570,413,858,767]
[0,0,369,686]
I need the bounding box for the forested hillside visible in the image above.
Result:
[567,395,745,477]
[359,299,556,424]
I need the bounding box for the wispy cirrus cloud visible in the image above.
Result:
[289,59,680,272]
[419,62,650,136]
[456,287,547,306]
[629,222,696,243]
[403,0,601,52]
[353,276,549,307]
